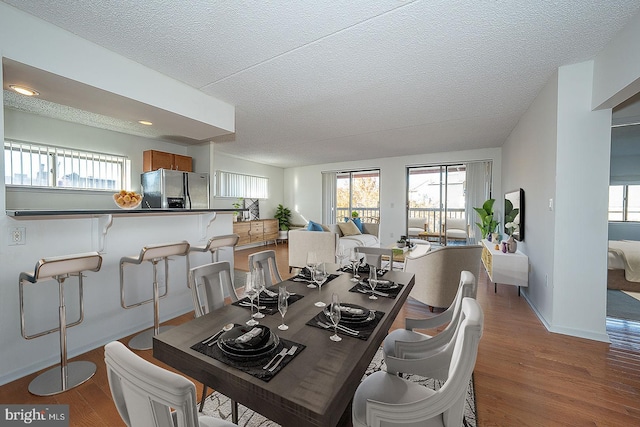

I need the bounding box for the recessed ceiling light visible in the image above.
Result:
[138,120,153,126]
[9,85,39,96]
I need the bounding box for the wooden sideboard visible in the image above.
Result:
[233,219,279,246]
[481,239,529,295]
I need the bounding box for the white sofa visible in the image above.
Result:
[288,223,380,271]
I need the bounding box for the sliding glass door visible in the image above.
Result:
[406,164,466,243]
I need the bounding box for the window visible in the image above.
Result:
[4,140,128,190]
[609,184,640,221]
[215,170,269,199]
[335,170,380,223]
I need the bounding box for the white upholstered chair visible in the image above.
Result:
[443,218,469,244]
[407,217,427,238]
[404,245,482,310]
[248,250,283,287]
[352,298,483,427]
[104,341,236,427]
[188,261,238,413]
[382,271,476,380]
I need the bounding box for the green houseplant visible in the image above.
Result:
[274,204,292,231]
[351,211,359,219]
[231,198,244,221]
[473,199,499,239]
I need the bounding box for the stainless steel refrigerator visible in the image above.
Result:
[141,169,210,209]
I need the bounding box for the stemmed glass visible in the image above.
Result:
[328,293,342,342]
[313,262,328,307]
[253,267,266,319]
[306,252,318,288]
[349,248,361,282]
[277,286,289,331]
[335,244,348,275]
[368,265,379,300]
[244,272,259,326]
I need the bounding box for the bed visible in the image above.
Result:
[608,240,640,291]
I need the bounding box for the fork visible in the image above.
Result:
[268,346,298,372]
[317,321,359,336]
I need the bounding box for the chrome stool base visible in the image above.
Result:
[128,325,173,350]
[28,361,96,396]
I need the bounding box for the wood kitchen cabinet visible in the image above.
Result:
[143,150,193,172]
[233,219,279,246]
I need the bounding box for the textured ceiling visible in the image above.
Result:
[3,0,640,168]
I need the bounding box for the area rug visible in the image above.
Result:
[607,289,640,321]
[201,346,477,426]
[622,290,640,303]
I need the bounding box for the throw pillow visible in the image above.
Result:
[338,220,362,236]
[344,217,364,233]
[307,221,324,232]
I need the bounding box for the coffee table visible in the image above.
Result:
[418,230,444,245]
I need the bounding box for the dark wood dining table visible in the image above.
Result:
[153,267,415,427]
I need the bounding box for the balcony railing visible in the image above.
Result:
[335,207,466,232]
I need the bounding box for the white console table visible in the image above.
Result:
[481,239,529,295]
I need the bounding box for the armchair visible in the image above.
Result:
[404,245,482,310]
[407,217,427,238]
[443,218,469,243]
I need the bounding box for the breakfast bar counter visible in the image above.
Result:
[6,208,240,217]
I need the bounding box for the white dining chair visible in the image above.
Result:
[248,250,283,287]
[188,261,239,414]
[104,341,237,427]
[352,297,483,427]
[382,271,476,381]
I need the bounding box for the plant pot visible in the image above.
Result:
[278,230,288,240]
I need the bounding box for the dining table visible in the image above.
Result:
[153,266,415,427]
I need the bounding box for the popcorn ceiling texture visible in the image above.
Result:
[4,1,640,167]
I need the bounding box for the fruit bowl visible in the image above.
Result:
[113,190,142,210]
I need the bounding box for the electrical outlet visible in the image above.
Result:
[8,227,26,245]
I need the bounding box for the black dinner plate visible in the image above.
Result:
[218,325,279,357]
[323,303,375,325]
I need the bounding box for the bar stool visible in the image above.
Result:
[19,252,103,396]
[120,241,190,350]
[189,234,240,264]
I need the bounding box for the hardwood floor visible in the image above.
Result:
[2,243,639,426]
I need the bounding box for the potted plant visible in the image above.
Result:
[351,211,359,219]
[274,204,292,240]
[231,198,244,222]
[473,199,499,240]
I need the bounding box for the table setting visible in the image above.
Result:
[190,323,305,382]
[305,300,384,341]
[232,286,304,315]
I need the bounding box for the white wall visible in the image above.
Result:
[501,70,559,327]
[284,148,502,247]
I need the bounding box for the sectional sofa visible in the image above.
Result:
[288,222,380,271]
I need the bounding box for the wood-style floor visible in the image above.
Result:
[2,243,640,426]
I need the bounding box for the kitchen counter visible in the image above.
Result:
[6,208,242,218]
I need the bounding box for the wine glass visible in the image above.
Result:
[349,248,361,282]
[252,267,265,319]
[335,244,348,275]
[306,252,318,288]
[313,262,328,307]
[328,293,342,342]
[277,286,289,330]
[244,272,259,326]
[368,265,378,300]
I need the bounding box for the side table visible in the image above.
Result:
[481,239,528,295]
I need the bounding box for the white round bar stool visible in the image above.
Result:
[19,252,103,396]
[120,241,190,350]
[189,233,240,264]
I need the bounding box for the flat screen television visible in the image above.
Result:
[504,188,524,241]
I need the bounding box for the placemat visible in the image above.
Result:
[339,265,388,276]
[305,308,384,341]
[232,291,304,315]
[191,329,305,382]
[348,280,403,299]
[288,273,340,286]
